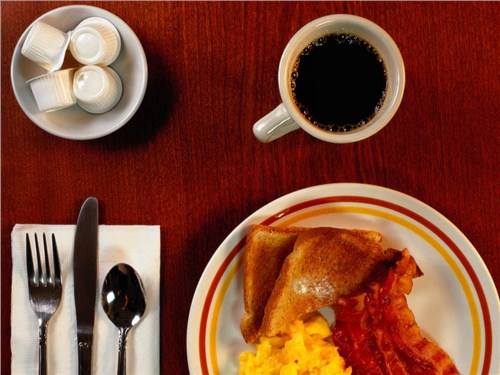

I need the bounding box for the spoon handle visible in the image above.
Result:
[117,327,130,375]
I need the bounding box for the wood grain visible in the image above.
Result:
[2,2,499,374]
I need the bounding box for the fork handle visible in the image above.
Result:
[38,319,48,375]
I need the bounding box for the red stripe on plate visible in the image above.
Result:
[198,195,493,374]
[198,236,246,374]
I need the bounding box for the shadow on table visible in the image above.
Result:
[99,51,176,148]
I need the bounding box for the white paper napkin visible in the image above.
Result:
[11,224,160,375]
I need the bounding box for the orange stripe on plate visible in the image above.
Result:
[278,206,481,375]
[199,196,492,375]
[210,256,242,374]
[198,237,246,375]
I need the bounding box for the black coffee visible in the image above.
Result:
[291,33,387,132]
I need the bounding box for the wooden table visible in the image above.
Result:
[2,2,498,374]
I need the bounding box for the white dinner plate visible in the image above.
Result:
[187,183,499,374]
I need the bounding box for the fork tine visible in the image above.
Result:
[42,233,52,286]
[34,233,43,286]
[26,232,63,375]
[51,233,62,286]
[26,234,35,285]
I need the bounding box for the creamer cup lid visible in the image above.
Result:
[71,17,121,66]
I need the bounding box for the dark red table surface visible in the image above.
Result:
[2,2,499,373]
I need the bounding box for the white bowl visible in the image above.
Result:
[11,5,148,140]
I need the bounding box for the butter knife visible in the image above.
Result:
[73,197,99,375]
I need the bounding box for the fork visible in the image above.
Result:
[26,233,63,375]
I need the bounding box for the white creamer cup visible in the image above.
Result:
[69,17,121,66]
[27,68,77,112]
[73,65,123,114]
[21,21,71,72]
[253,14,405,143]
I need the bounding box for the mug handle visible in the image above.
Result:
[253,103,300,142]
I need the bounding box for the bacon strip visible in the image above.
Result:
[332,249,459,375]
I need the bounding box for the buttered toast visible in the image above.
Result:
[241,225,305,343]
[241,224,398,343]
[258,227,401,338]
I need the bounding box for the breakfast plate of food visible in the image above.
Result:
[187,183,499,374]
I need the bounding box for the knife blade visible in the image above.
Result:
[73,197,99,375]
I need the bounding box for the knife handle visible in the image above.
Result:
[78,340,93,375]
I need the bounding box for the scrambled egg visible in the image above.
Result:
[239,314,351,375]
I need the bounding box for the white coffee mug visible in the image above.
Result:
[253,14,405,143]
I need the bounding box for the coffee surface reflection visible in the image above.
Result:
[291,33,387,132]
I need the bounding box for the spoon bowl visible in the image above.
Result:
[101,263,146,375]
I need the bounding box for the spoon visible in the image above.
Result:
[101,263,146,375]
